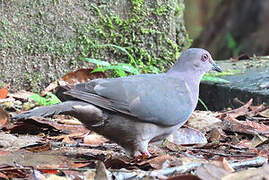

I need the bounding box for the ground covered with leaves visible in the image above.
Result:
[0,70,269,179]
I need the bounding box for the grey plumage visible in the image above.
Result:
[12,48,222,157]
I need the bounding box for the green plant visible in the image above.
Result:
[202,75,229,83]
[227,32,242,56]
[30,92,61,106]
[78,43,161,77]
[198,98,208,111]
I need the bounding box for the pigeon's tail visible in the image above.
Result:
[11,101,90,120]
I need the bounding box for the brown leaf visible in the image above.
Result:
[168,127,207,145]
[22,143,51,153]
[9,117,89,135]
[44,68,107,93]
[0,108,9,129]
[68,161,92,168]
[0,172,9,180]
[8,90,33,101]
[0,165,27,179]
[137,154,179,169]
[222,164,269,180]
[167,174,201,180]
[208,128,227,142]
[0,84,9,99]
[164,141,187,152]
[196,164,229,180]
[83,133,108,146]
[220,99,253,119]
[222,115,269,136]
[222,158,234,173]
[187,111,222,133]
[95,161,112,180]
[49,132,85,141]
[259,108,269,118]
[231,53,250,62]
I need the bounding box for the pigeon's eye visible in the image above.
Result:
[201,54,209,62]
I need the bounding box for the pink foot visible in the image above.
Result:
[135,152,151,161]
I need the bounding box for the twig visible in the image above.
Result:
[229,156,268,170]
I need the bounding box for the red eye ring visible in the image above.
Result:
[201,54,208,62]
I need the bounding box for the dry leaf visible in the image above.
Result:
[0,108,9,129]
[221,99,253,119]
[259,108,269,118]
[196,164,228,180]
[44,68,107,93]
[83,133,108,146]
[0,84,9,99]
[168,127,207,145]
[187,111,222,133]
[222,164,269,180]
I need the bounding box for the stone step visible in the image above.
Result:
[197,57,269,111]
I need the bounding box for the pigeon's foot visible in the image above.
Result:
[134,151,151,161]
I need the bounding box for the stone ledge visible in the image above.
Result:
[198,57,269,111]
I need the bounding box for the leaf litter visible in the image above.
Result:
[0,70,269,179]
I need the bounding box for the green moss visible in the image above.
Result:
[206,70,241,77]
[1,0,188,91]
[76,0,186,73]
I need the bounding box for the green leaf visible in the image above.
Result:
[92,64,140,75]
[227,32,237,49]
[95,44,137,66]
[115,69,127,77]
[202,76,229,83]
[198,98,208,111]
[30,92,61,106]
[79,57,111,66]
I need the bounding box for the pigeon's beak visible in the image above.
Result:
[212,62,222,72]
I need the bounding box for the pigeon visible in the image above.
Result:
[12,48,222,158]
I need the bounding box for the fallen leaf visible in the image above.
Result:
[62,136,75,143]
[83,133,108,146]
[196,164,229,180]
[68,161,92,168]
[0,172,8,180]
[220,99,253,119]
[49,132,85,141]
[8,90,33,101]
[44,68,107,93]
[21,142,51,153]
[0,108,9,129]
[187,111,222,133]
[0,165,27,179]
[9,117,89,135]
[208,128,227,142]
[137,154,180,169]
[0,133,42,151]
[167,174,201,180]
[168,127,207,145]
[95,161,112,180]
[222,164,269,180]
[222,115,269,136]
[164,141,187,152]
[231,53,250,62]
[259,108,269,118]
[0,84,9,99]
[222,158,234,173]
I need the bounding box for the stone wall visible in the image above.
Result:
[0,0,189,91]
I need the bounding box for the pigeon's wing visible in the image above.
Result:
[65,74,194,126]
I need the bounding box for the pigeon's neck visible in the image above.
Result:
[166,70,204,106]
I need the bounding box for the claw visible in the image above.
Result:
[135,152,151,161]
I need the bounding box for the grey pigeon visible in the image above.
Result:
[12,48,222,157]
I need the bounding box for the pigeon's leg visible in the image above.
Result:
[132,140,151,161]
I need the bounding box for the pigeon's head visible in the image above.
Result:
[169,48,222,74]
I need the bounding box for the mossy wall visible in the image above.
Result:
[0,0,189,92]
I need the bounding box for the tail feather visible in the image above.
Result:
[12,101,89,120]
